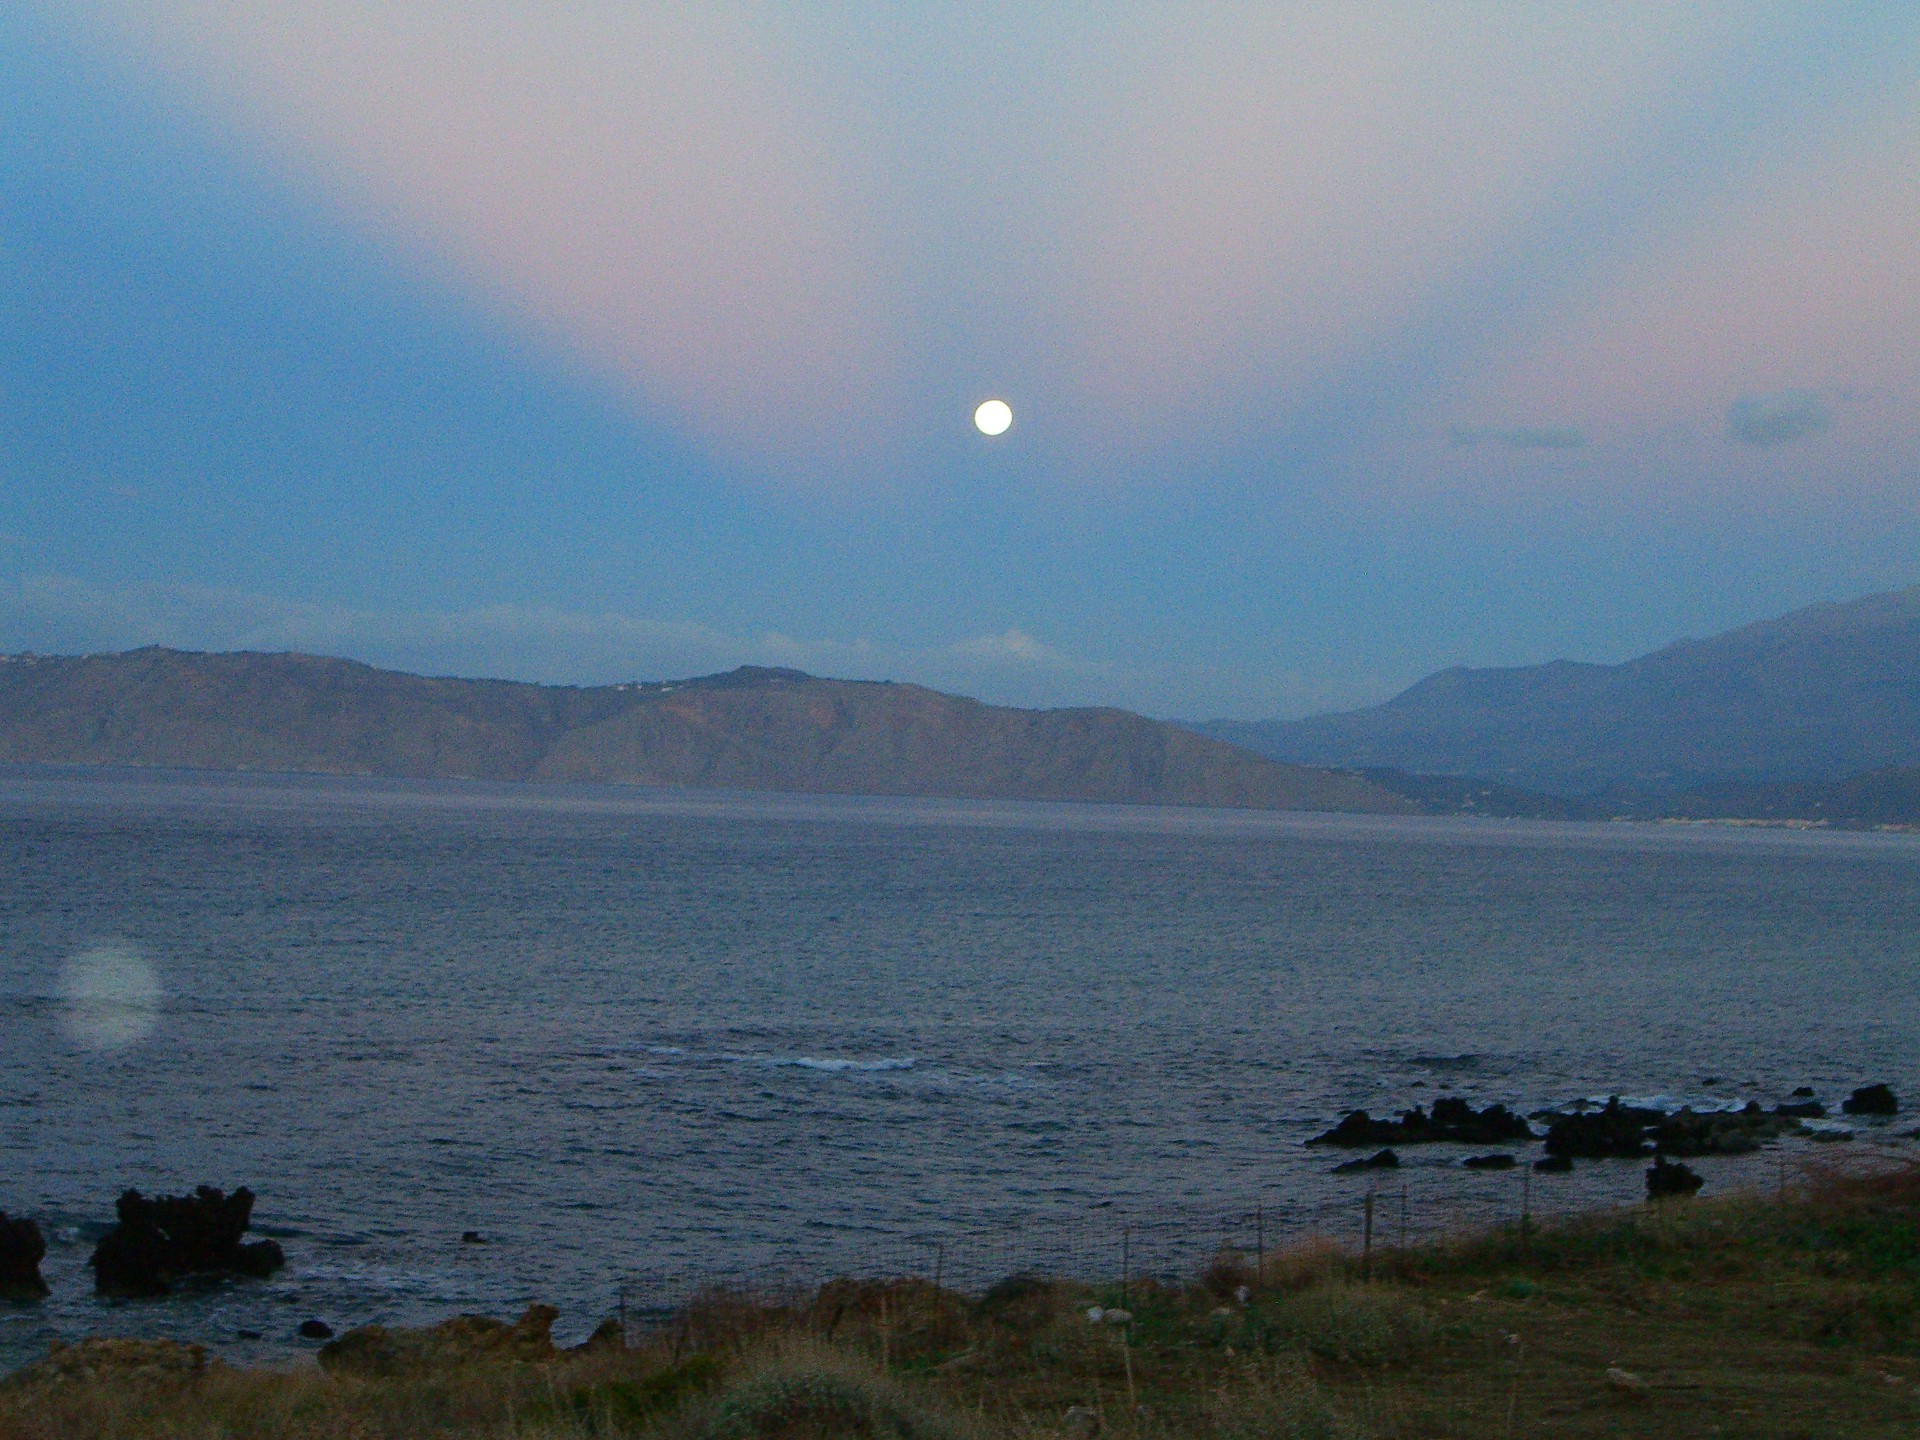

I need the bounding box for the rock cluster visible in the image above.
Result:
[6,1338,210,1388]
[1330,1148,1400,1175]
[1308,1096,1535,1148]
[1541,1098,1807,1161]
[0,1212,49,1301]
[89,1186,285,1297]
[318,1303,560,1376]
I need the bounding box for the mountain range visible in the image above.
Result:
[0,647,1409,814]
[1199,584,1920,807]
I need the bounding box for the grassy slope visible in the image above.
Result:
[4,1163,1918,1438]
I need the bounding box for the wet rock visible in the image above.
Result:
[1773,1099,1826,1119]
[90,1186,285,1297]
[1463,1153,1517,1170]
[1308,1096,1534,1148]
[297,1319,334,1340]
[318,1303,559,1376]
[1532,1154,1573,1173]
[1792,1086,1816,1098]
[0,1212,49,1301]
[1543,1097,1662,1159]
[7,1337,210,1388]
[1331,1148,1400,1174]
[1653,1102,1799,1157]
[1842,1084,1898,1116]
[1545,1097,1805,1160]
[461,1231,486,1244]
[1646,1155,1703,1201]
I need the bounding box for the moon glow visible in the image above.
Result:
[973,399,1012,436]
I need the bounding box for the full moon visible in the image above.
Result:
[973,399,1013,436]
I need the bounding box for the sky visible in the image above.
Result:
[2,3,1918,719]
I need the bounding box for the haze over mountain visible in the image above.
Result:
[1200,585,1920,797]
[0,648,1410,815]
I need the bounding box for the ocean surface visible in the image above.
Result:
[4,764,1919,1369]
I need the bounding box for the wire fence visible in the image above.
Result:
[608,1135,1895,1333]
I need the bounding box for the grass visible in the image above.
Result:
[4,1159,1919,1438]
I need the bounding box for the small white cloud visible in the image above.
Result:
[947,628,1070,668]
[1727,390,1830,447]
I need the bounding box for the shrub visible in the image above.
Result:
[1251,1286,1435,1367]
[1202,1364,1372,1440]
[699,1343,965,1440]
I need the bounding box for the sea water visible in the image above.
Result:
[3,765,1917,1367]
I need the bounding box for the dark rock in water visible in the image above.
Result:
[0,1212,50,1301]
[1792,1086,1816,1098]
[461,1231,487,1244]
[235,1329,263,1341]
[1842,1084,1898,1116]
[1462,1153,1517,1170]
[1773,1099,1825,1119]
[1543,1097,1662,1159]
[298,1319,334,1340]
[1544,1096,1809,1160]
[1654,1102,1798,1157]
[319,1303,559,1376]
[1331,1148,1400,1174]
[1646,1155,1703,1201]
[1545,1097,1803,1160]
[89,1186,286,1297]
[1533,1154,1574,1173]
[1308,1096,1534,1148]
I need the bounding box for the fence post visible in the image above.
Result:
[1121,1224,1132,1310]
[1255,1201,1265,1289]
[1362,1191,1375,1281]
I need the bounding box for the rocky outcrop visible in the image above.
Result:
[5,1338,210,1388]
[1330,1149,1399,1175]
[318,1303,560,1376]
[0,1212,48,1301]
[1540,1098,1661,1159]
[89,1186,285,1297]
[1462,1153,1517,1170]
[1842,1084,1898,1116]
[1542,1098,1806,1161]
[1308,1097,1534,1148]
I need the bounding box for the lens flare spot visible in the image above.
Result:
[60,941,162,1052]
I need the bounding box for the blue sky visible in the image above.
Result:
[3,3,1919,717]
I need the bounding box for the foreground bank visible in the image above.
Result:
[4,1160,1917,1439]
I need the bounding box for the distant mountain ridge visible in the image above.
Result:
[0,647,1411,814]
[1199,584,1920,797]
